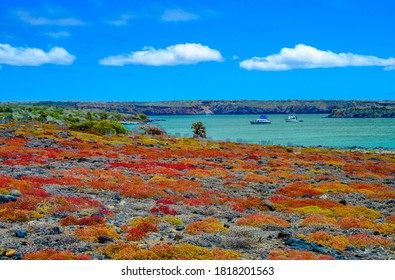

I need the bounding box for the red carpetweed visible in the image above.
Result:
[268,249,335,260]
[23,250,91,260]
[74,225,121,242]
[60,215,106,226]
[235,213,290,228]
[126,228,148,241]
[156,198,176,205]
[150,205,177,215]
[2,121,394,260]
[185,217,227,235]
[98,243,240,260]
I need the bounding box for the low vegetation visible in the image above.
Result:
[0,116,394,260]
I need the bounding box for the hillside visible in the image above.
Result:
[19,100,395,115]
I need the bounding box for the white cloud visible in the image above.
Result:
[99,43,223,66]
[45,31,71,38]
[107,14,133,26]
[240,44,395,71]
[17,11,84,26]
[0,44,75,66]
[161,9,198,22]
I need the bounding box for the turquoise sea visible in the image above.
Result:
[126,114,395,149]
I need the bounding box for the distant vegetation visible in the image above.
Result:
[329,106,395,118]
[0,104,145,135]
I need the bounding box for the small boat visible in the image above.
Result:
[285,114,303,122]
[251,115,271,124]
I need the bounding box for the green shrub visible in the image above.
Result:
[69,121,94,131]
[93,120,126,135]
[69,120,126,135]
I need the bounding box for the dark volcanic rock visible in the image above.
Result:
[55,131,71,138]
[277,230,292,239]
[339,199,347,205]
[9,190,22,197]
[263,200,275,211]
[285,238,344,259]
[0,194,18,203]
[48,227,63,235]
[98,236,114,244]
[15,230,27,238]
[0,195,11,204]
[175,225,185,231]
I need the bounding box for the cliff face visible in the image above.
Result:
[26,100,394,116]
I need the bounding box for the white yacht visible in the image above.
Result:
[285,114,302,122]
[250,115,271,124]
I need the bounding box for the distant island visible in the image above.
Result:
[7,100,395,117]
[328,106,395,118]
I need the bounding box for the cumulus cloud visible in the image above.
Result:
[161,9,198,22]
[0,44,75,67]
[99,43,223,66]
[240,44,395,71]
[17,11,84,26]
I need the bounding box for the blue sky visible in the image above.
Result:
[0,0,394,101]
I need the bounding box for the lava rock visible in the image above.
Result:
[175,225,185,231]
[199,242,212,248]
[7,195,18,201]
[0,194,18,203]
[285,238,344,259]
[277,230,292,239]
[339,199,347,205]
[285,238,328,254]
[164,189,175,196]
[345,245,357,251]
[55,131,71,138]
[0,195,10,203]
[98,236,113,244]
[91,212,105,217]
[15,230,27,238]
[9,190,22,197]
[48,227,62,235]
[173,234,183,241]
[263,200,275,211]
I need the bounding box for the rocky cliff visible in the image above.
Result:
[24,100,395,116]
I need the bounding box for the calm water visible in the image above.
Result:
[126,114,395,149]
